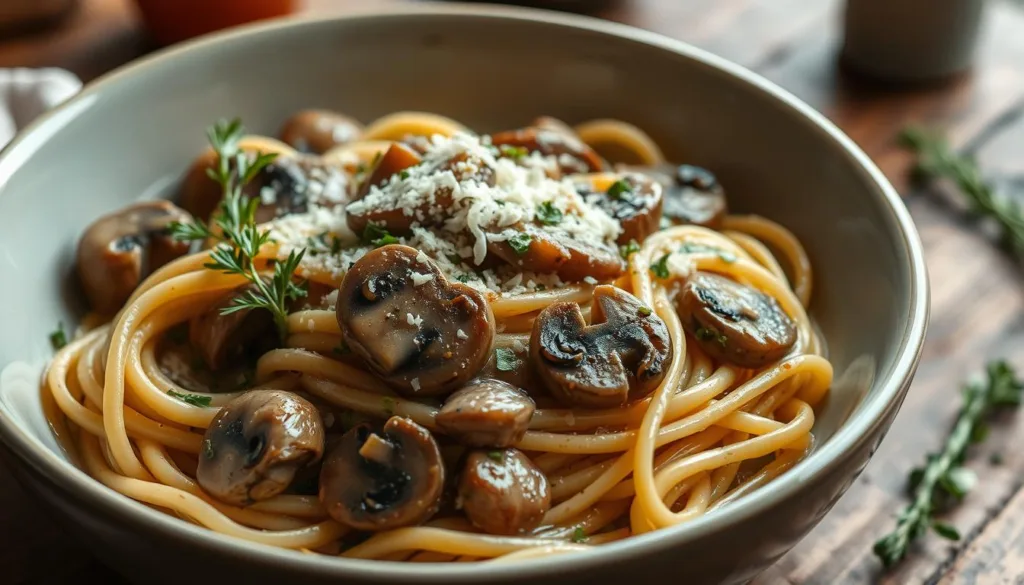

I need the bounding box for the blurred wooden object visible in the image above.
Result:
[3,0,1024,584]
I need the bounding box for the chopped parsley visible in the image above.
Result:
[202,439,215,460]
[362,223,399,248]
[536,201,563,226]
[695,327,728,347]
[167,390,213,407]
[456,274,472,283]
[650,253,672,279]
[49,322,67,351]
[606,179,633,200]
[507,232,532,255]
[487,450,504,462]
[571,527,588,543]
[498,144,529,159]
[619,239,641,259]
[679,242,736,263]
[382,397,397,417]
[398,169,410,181]
[638,306,652,317]
[495,348,520,372]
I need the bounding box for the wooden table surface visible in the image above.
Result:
[4,0,1024,583]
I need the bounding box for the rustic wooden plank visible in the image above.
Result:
[753,4,1024,582]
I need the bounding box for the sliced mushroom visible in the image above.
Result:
[532,285,671,408]
[347,146,496,239]
[579,174,664,245]
[279,109,363,154]
[76,201,193,314]
[189,283,278,371]
[531,116,577,138]
[197,390,325,506]
[486,225,624,283]
[436,378,535,447]
[458,449,550,535]
[676,271,796,368]
[663,164,728,229]
[319,416,445,531]
[336,245,495,396]
[490,127,606,176]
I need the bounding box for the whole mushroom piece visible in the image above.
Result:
[319,416,445,531]
[675,271,796,368]
[278,109,363,154]
[531,285,672,408]
[663,164,728,229]
[336,245,496,396]
[76,201,193,314]
[458,448,551,535]
[436,378,535,447]
[197,390,325,506]
[189,283,279,371]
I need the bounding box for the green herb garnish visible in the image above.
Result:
[487,450,504,462]
[167,390,213,408]
[498,144,529,160]
[873,361,1024,568]
[619,239,641,259]
[362,223,400,248]
[507,232,532,255]
[901,128,1024,258]
[694,327,727,347]
[398,169,410,181]
[536,201,563,226]
[49,322,67,351]
[495,348,519,372]
[606,179,633,200]
[456,274,472,283]
[650,253,671,279]
[571,526,588,543]
[638,306,652,317]
[168,119,307,343]
[679,242,736,263]
[202,439,215,460]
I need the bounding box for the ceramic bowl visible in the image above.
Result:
[0,4,928,585]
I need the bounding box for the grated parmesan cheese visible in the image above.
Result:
[409,271,434,286]
[406,313,423,327]
[456,329,468,340]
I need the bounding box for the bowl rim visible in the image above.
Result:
[0,2,929,581]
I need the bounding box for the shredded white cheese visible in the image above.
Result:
[406,313,423,327]
[409,271,434,286]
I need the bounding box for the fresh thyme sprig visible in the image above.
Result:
[873,361,1023,568]
[168,118,307,341]
[900,127,1024,258]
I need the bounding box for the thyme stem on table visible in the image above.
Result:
[900,127,1024,258]
[873,361,1023,568]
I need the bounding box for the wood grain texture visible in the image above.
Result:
[2,0,1024,583]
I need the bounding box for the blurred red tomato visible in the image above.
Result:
[132,0,298,45]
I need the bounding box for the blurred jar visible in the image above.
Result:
[0,0,77,34]
[132,0,298,46]
[841,0,986,82]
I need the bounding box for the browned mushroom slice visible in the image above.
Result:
[319,416,445,531]
[531,116,577,138]
[76,201,193,315]
[336,245,495,396]
[676,271,796,368]
[532,285,671,408]
[490,127,606,175]
[344,143,424,237]
[458,449,551,535]
[580,175,664,245]
[663,165,728,229]
[436,379,535,447]
[486,226,624,283]
[278,109,363,154]
[197,390,325,506]
[189,283,278,371]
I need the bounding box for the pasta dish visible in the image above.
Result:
[44,110,832,561]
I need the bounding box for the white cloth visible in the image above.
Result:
[0,68,80,147]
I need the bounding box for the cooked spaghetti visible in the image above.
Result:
[44,110,832,561]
